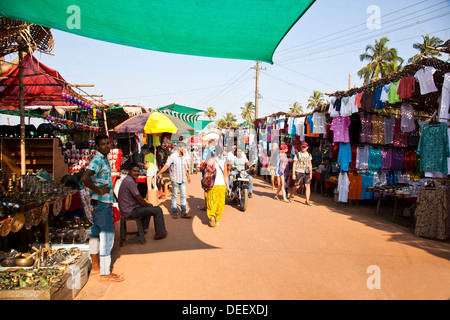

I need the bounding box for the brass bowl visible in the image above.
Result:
[15,256,35,267]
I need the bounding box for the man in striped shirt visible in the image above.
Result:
[156,142,191,219]
[81,134,124,283]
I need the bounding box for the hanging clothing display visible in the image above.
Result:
[337,142,352,171]
[397,75,416,99]
[368,146,382,169]
[348,172,362,200]
[312,112,326,134]
[359,113,372,144]
[417,122,450,174]
[356,145,369,170]
[361,171,374,200]
[337,172,350,202]
[384,116,395,145]
[371,114,385,144]
[330,116,351,143]
[400,103,416,132]
[349,113,361,144]
[414,66,438,95]
[393,118,409,147]
[387,80,402,104]
[415,185,450,240]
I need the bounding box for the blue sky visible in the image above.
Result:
[2,0,449,126]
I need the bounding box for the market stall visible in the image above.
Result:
[254,57,450,240]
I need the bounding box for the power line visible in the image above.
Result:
[279,11,450,65]
[196,62,252,107]
[276,1,449,63]
[278,0,434,55]
[281,27,450,65]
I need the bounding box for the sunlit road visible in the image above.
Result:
[76,173,450,300]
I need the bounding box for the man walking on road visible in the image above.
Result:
[290,142,313,205]
[156,142,191,219]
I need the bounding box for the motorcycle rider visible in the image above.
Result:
[228,147,254,198]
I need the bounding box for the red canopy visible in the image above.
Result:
[0,54,85,110]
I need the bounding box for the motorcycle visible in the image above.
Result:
[227,167,254,212]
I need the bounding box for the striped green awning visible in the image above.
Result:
[157,110,200,123]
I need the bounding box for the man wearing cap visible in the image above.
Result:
[290,142,313,205]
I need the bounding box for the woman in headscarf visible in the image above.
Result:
[206,145,229,227]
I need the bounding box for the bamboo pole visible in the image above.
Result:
[18,50,26,176]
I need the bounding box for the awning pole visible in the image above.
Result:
[18,50,26,176]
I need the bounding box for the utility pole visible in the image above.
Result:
[251,61,265,119]
[348,74,351,90]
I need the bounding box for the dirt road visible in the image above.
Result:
[76,173,450,300]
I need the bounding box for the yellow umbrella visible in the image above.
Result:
[114,111,178,134]
[143,112,178,134]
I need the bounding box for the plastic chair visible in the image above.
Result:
[119,216,146,246]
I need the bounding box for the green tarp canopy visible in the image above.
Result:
[0,0,315,63]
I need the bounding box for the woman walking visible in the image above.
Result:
[274,144,290,202]
[206,145,228,227]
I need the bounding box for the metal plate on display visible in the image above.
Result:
[0,219,11,237]
[10,213,25,233]
[53,198,62,216]
[32,208,42,226]
[65,193,72,211]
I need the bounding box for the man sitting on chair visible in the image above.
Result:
[118,162,168,240]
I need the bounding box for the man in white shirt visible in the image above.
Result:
[228,147,254,197]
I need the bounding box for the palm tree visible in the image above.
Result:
[240,101,255,124]
[408,33,444,63]
[203,107,217,121]
[358,37,403,84]
[307,90,325,111]
[217,113,238,129]
[289,101,303,113]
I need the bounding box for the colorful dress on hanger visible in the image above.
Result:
[417,122,450,174]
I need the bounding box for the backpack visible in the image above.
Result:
[201,157,217,191]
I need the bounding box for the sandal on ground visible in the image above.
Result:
[90,268,100,275]
[210,216,216,227]
[274,196,280,201]
[99,273,125,283]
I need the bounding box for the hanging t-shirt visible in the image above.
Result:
[373,86,385,109]
[359,113,372,144]
[414,66,438,95]
[338,172,350,203]
[393,118,409,147]
[400,103,416,132]
[337,142,352,171]
[356,146,369,170]
[312,112,326,134]
[371,114,385,145]
[397,76,416,99]
[388,80,402,104]
[330,116,351,143]
[340,96,352,116]
[328,97,340,117]
[355,92,364,109]
[349,113,361,144]
[361,171,374,200]
[348,172,362,200]
[380,83,391,102]
[384,116,395,144]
